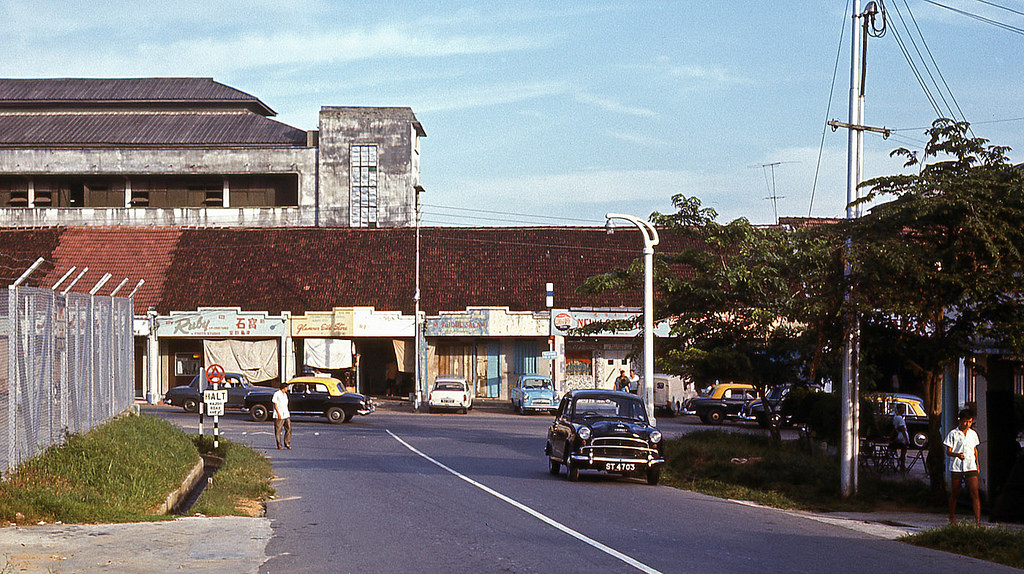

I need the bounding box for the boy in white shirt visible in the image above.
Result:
[943,408,980,525]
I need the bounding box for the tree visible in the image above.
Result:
[850,118,1024,489]
[579,195,841,442]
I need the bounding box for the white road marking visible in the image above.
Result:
[386,429,663,574]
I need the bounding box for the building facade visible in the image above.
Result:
[0,78,423,227]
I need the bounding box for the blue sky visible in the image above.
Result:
[2,1,1022,226]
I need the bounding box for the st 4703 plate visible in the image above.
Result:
[604,462,635,472]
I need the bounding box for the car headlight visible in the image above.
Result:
[578,426,592,441]
[649,430,662,444]
[524,395,531,404]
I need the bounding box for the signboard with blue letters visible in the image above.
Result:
[425,307,548,337]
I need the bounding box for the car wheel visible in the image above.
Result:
[183,398,199,413]
[326,407,344,424]
[707,408,724,424]
[548,457,560,475]
[913,431,928,449]
[565,444,579,481]
[462,406,469,414]
[249,404,269,422]
[647,466,661,486]
[755,414,769,428]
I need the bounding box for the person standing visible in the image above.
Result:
[944,408,981,525]
[628,368,640,394]
[615,369,630,392]
[273,383,292,450]
[891,404,910,471]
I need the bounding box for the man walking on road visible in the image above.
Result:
[273,383,292,449]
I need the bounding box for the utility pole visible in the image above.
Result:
[831,0,885,498]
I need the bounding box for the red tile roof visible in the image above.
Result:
[1,226,699,316]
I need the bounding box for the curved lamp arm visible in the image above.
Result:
[605,213,660,253]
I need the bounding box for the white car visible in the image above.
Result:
[428,375,473,413]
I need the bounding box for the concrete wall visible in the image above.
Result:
[318,107,422,227]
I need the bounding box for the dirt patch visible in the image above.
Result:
[234,498,265,517]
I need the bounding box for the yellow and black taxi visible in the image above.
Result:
[688,382,757,424]
[866,392,930,448]
[545,389,664,485]
[244,376,374,424]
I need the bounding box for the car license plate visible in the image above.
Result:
[604,462,635,472]
[441,399,454,403]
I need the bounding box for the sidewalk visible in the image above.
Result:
[1,501,1016,573]
[0,516,271,573]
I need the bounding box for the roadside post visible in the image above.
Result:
[204,364,227,448]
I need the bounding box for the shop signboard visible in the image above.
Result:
[290,308,354,337]
[425,307,547,337]
[550,309,672,338]
[155,307,284,338]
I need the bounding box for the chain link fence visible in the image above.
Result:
[0,286,135,477]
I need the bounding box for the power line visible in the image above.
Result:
[923,0,1024,35]
[969,0,1024,18]
[809,0,851,217]
[422,203,605,226]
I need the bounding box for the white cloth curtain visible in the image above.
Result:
[204,339,279,383]
[304,338,354,369]
[393,339,415,373]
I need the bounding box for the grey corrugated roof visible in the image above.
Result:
[0,78,276,116]
[0,111,308,147]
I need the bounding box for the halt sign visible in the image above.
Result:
[203,389,228,416]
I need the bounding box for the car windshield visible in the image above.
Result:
[434,381,465,391]
[570,396,646,423]
[523,378,551,389]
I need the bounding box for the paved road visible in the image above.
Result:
[151,402,1010,574]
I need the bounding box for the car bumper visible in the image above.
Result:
[569,438,664,469]
[521,403,554,412]
[568,452,664,468]
[358,399,375,416]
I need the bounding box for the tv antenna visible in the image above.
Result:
[761,161,795,224]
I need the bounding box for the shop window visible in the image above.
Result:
[175,353,202,377]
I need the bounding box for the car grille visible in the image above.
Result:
[581,436,658,461]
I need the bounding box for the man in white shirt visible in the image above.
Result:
[943,408,981,525]
[273,383,292,450]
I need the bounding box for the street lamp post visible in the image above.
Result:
[605,213,660,426]
[414,184,424,411]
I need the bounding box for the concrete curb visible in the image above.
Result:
[156,457,205,515]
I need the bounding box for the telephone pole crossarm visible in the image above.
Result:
[827,119,891,139]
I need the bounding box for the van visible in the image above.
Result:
[652,374,693,416]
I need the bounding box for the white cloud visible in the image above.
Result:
[576,93,658,118]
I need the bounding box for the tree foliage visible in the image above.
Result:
[851,119,1024,487]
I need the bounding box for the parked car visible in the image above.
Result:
[244,376,374,424]
[164,372,276,413]
[428,375,473,413]
[689,383,758,424]
[545,389,664,484]
[743,384,793,428]
[653,373,692,417]
[510,374,557,415]
[866,392,930,448]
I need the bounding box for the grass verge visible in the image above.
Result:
[0,414,197,524]
[662,430,1023,567]
[0,414,273,524]
[662,430,940,512]
[900,525,1024,569]
[189,436,274,517]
